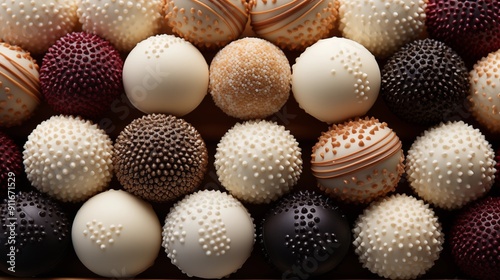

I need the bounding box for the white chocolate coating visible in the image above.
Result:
[72,190,161,278]
[162,190,255,279]
[123,34,209,116]
[292,37,380,124]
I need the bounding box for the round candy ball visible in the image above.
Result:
[209,37,291,120]
[164,0,248,48]
[469,48,500,134]
[381,38,469,125]
[23,115,113,202]
[353,194,444,279]
[0,43,41,128]
[311,117,404,204]
[162,190,255,279]
[77,0,164,52]
[0,0,78,54]
[72,189,161,278]
[0,191,70,277]
[0,131,22,193]
[40,32,124,119]
[406,121,496,210]
[113,114,208,203]
[260,190,351,277]
[292,37,380,124]
[123,34,209,116]
[249,0,338,51]
[339,0,427,58]
[214,120,303,204]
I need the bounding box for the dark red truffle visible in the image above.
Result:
[0,131,22,194]
[426,0,500,65]
[450,196,500,280]
[381,38,469,125]
[40,32,124,118]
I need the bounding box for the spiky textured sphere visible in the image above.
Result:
[23,115,114,202]
[113,114,208,203]
[40,32,124,119]
[381,38,469,125]
[353,194,444,279]
[406,121,496,210]
[0,131,22,193]
[214,120,303,204]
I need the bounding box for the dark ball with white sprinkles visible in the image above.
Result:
[260,190,351,277]
[113,114,208,203]
[381,38,469,125]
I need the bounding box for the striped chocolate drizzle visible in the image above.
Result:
[0,50,40,103]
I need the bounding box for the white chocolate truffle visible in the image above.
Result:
[353,194,444,279]
[292,37,380,124]
[77,0,164,52]
[0,0,78,54]
[214,120,303,204]
[164,0,248,49]
[23,115,113,202]
[162,190,255,279]
[0,43,40,127]
[123,34,209,116]
[339,0,426,58]
[311,117,404,203]
[209,37,291,120]
[469,48,500,133]
[72,190,161,278]
[249,0,339,50]
[406,121,496,210]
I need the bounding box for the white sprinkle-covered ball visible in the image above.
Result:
[123,34,209,116]
[0,0,79,54]
[162,190,255,279]
[311,117,404,203]
[469,48,500,134]
[406,121,496,210]
[72,190,161,278]
[215,120,303,204]
[339,0,427,58]
[164,0,248,49]
[292,37,380,124]
[353,194,444,279]
[23,115,113,202]
[77,0,164,52]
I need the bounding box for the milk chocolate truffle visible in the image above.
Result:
[0,0,78,54]
[0,43,41,128]
[0,191,70,277]
[469,48,500,134]
[260,190,351,277]
[426,0,500,65]
[123,34,209,116]
[40,32,124,119]
[113,114,208,203]
[164,0,248,48]
[249,0,338,51]
[72,190,161,278]
[450,196,500,280]
[214,120,302,204]
[162,190,255,279]
[353,194,444,279]
[0,131,22,193]
[381,38,469,125]
[23,115,114,202]
[406,121,496,210]
[292,37,380,124]
[77,0,164,52]
[339,0,427,58]
[311,117,404,204]
[209,37,291,120]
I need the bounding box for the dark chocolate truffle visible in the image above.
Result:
[113,114,208,203]
[450,196,500,280]
[0,191,70,277]
[0,132,22,194]
[260,190,350,277]
[381,38,469,125]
